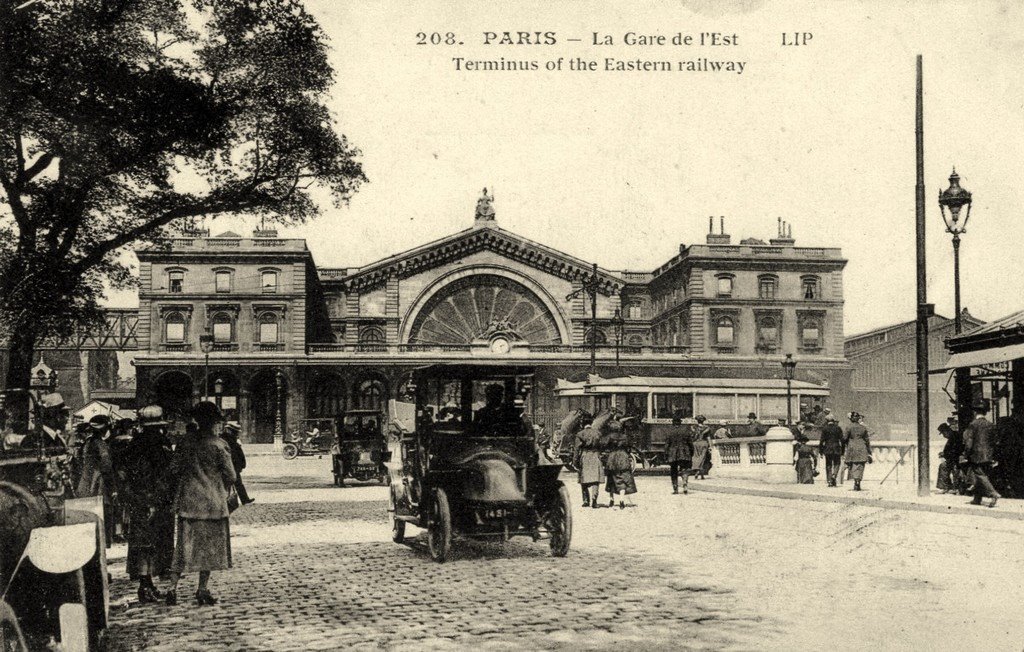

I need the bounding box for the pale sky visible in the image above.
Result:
[112,0,1024,337]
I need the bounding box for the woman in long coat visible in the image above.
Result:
[691,416,713,479]
[793,432,818,484]
[604,422,637,508]
[124,405,176,602]
[843,412,872,491]
[575,421,604,508]
[165,401,236,606]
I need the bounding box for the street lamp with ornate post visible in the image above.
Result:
[612,308,625,369]
[199,330,214,401]
[274,369,284,449]
[939,168,974,431]
[782,354,797,425]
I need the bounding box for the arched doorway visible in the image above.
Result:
[307,372,346,420]
[352,375,387,412]
[249,370,288,444]
[206,370,241,423]
[153,370,194,438]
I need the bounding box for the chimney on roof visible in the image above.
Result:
[706,216,731,245]
[253,218,278,238]
[769,218,796,246]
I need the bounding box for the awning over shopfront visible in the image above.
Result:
[938,342,1024,372]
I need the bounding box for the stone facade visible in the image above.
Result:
[134,208,850,443]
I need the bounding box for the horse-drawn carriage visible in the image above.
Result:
[389,364,572,562]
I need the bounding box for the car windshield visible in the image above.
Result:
[419,375,528,437]
[341,415,379,439]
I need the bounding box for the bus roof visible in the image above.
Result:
[555,375,829,396]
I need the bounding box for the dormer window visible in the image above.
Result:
[261,270,279,293]
[715,274,734,298]
[215,270,232,293]
[168,269,184,293]
[801,276,820,300]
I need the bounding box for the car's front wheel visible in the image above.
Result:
[547,484,573,558]
[427,488,452,562]
[281,443,299,460]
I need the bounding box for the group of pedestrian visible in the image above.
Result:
[572,411,638,509]
[71,401,252,606]
[937,400,1001,507]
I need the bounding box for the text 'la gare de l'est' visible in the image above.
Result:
[479,31,739,46]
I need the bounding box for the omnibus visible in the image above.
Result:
[554,375,830,467]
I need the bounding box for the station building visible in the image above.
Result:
[133,194,851,442]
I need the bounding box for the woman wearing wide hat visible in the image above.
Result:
[165,401,236,606]
[793,429,818,484]
[603,421,637,508]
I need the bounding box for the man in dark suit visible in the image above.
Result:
[962,399,1000,508]
[665,416,694,495]
[819,414,844,487]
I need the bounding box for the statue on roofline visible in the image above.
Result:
[475,187,496,221]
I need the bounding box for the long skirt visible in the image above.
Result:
[171,517,232,574]
[796,458,815,484]
[126,507,175,580]
[847,462,866,481]
[692,441,713,477]
[605,470,637,495]
[578,450,604,486]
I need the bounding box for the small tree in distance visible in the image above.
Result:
[0,0,365,425]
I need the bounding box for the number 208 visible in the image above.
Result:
[416,32,458,45]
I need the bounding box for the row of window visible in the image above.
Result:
[716,274,820,300]
[712,313,824,351]
[166,268,280,294]
[164,311,283,345]
[649,274,824,317]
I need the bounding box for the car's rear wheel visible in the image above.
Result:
[389,486,405,544]
[427,488,452,563]
[281,443,298,460]
[548,484,572,557]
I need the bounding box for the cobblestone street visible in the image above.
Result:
[101,456,1024,651]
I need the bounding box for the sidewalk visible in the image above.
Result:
[686,474,1024,520]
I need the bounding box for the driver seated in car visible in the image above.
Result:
[303,426,320,447]
[473,384,510,428]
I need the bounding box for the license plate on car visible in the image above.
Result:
[484,508,506,519]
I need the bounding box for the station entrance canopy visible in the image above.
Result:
[930,342,1024,374]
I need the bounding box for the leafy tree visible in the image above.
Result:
[0,0,365,425]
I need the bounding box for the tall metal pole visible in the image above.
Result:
[914,55,932,497]
[953,233,974,432]
[203,351,210,401]
[953,235,962,334]
[786,377,793,425]
[590,262,597,375]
